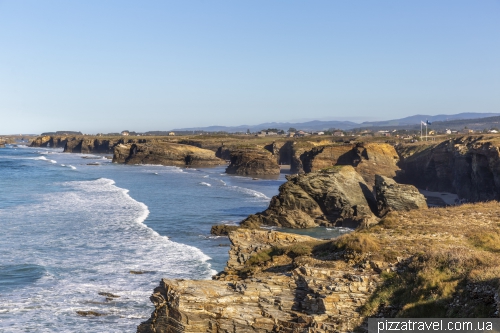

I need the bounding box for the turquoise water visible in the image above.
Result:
[0,145,347,332]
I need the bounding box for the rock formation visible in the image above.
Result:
[30,135,138,153]
[296,143,400,189]
[210,224,240,236]
[241,166,378,229]
[112,142,224,167]
[64,137,133,154]
[30,135,69,148]
[374,175,427,216]
[139,200,500,332]
[396,136,500,202]
[225,150,280,176]
[137,229,381,333]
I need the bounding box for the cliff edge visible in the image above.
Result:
[139,200,500,332]
[113,142,224,167]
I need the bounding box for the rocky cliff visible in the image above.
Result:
[30,135,148,154]
[396,136,500,202]
[112,142,224,167]
[137,229,382,333]
[30,135,70,148]
[297,143,400,189]
[225,150,280,176]
[139,200,500,332]
[241,166,378,229]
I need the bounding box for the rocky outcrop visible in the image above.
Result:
[241,166,378,229]
[139,199,500,332]
[225,150,280,176]
[375,175,427,216]
[137,229,381,333]
[30,135,142,153]
[297,143,400,189]
[396,136,500,202]
[210,224,240,236]
[30,135,69,148]
[112,143,224,167]
[64,137,121,153]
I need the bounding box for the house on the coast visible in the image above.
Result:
[294,131,310,137]
[256,131,278,137]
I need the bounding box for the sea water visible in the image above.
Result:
[0,145,346,332]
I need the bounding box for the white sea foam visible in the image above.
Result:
[49,160,57,163]
[199,182,212,187]
[0,177,215,332]
[219,180,227,186]
[203,175,209,178]
[68,165,76,170]
[326,227,352,233]
[139,164,184,173]
[60,164,65,167]
[199,234,224,239]
[229,186,270,201]
[260,225,278,230]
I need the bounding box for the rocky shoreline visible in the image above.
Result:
[28,134,500,330]
[138,198,500,332]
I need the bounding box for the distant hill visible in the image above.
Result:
[171,120,359,133]
[353,115,500,132]
[171,113,500,133]
[358,113,500,127]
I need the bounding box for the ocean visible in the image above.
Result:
[0,144,348,332]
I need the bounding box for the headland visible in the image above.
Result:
[28,133,500,331]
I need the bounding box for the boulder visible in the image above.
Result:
[241,166,378,229]
[210,224,240,236]
[375,175,428,216]
[225,150,280,176]
[112,142,224,167]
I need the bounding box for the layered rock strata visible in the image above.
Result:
[241,166,378,229]
[112,143,224,167]
[225,150,280,176]
[297,143,400,189]
[396,136,500,202]
[137,229,381,333]
[375,175,427,216]
[139,201,500,332]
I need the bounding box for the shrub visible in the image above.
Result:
[334,233,380,253]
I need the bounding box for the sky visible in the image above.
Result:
[0,1,499,134]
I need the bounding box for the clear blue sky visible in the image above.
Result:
[0,0,499,134]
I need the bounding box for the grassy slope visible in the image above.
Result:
[243,201,500,318]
